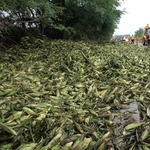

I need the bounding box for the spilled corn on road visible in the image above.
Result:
[0,37,150,149]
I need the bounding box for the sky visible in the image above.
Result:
[114,0,149,36]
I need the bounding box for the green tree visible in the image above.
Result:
[0,0,65,46]
[64,0,124,41]
[135,28,144,37]
[1,0,65,33]
[0,0,124,48]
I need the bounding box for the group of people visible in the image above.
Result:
[128,35,138,45]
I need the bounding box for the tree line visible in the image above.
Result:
[0,0,124,48]
[135,28,144,37]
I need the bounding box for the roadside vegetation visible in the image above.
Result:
[0,0,124,49]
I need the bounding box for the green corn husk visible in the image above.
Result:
[124,122,145,130]
[71,134,86,149]
[41,129,62,150]
[143,146,150,150]
[72,137,92,150]
[62,142,73,150]
[0,39,150,149]
[98,106,111,112]
[51,144,61,150]
[97,142,106,150]
[140,129,149,141]
[0,143,13,150]
[0,122,17,136]
[18,143,37,150]
[23,107,36,115]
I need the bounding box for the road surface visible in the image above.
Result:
[138,43,143,46]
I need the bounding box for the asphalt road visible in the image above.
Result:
[132,43,143,46]
[138,43,143,46]
[137,43,150,46]
[129,43,143,46]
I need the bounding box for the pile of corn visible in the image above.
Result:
[0,37,150,149]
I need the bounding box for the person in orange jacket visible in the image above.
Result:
[128,35,130,43]
[136,35,139,45]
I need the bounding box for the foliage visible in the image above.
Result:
[65,0,123,41]
[1,0,64,27]
[0,0,124,48]
[134,27,144,37]
[0,0,65,47]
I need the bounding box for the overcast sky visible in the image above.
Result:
[114,0,149,36]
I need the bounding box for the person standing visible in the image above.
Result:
[112,36,115,40]
[131,35,134,44]
[136,35,139,45]
[128,35,131,43]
